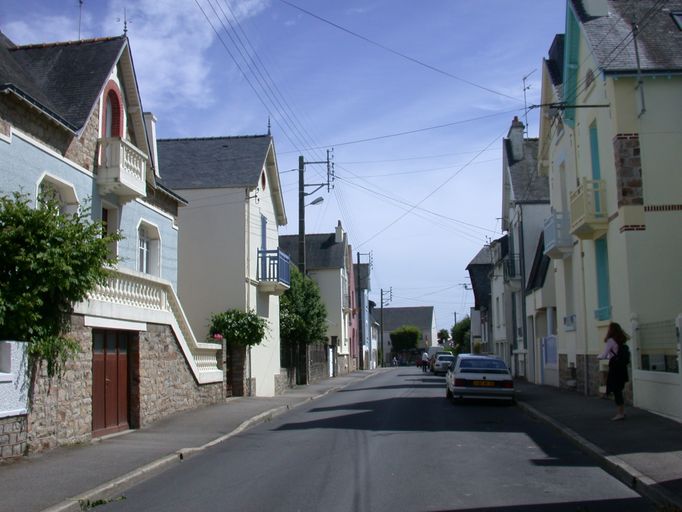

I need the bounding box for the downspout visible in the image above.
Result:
[245,188,253,397]
[519,207,529,381]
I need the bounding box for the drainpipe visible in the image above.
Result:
[580,239,589,396]
[245,188,253,397]
[518,207,530,381]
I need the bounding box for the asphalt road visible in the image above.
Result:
[102,368,655,512]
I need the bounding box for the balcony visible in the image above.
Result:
[503,254,522,290]
[569,178,608,239]
[97,137,147,200]
[544,211,573,259]
[257,248,291,295]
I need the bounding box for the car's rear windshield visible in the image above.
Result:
[459,358,508,373]
[437,355,455,362]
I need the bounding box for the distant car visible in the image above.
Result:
[445,354,515,403]
[432,354,455,375]
[429,351,450,372]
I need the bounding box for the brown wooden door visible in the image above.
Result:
[92,330,130,436]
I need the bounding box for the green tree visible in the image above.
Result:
[209,309,268,347]
[280,266,327,346]
[451,316,471,353]
[437,328,449,344]
[390,325,421,352]
[0,192,119,378]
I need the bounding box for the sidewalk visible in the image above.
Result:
[516,381,682,511]
[0,370,381,512]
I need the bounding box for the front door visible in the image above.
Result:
[92,330,130,436]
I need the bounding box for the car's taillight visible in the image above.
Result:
[501,381,514,389]
[454,379,467,386]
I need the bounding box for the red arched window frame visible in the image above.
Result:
[101,81,123,138]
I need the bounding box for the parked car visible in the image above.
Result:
[429,351,451,372]
[445,354,515,403]
[433,354,455,375]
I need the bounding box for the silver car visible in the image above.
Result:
[432,354,455,375]
[445,354,515,403]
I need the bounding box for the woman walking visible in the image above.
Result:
[598,322,630,421]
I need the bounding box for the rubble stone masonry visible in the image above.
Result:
[19,316,224,457]
[136,323,223,428]
[613,134,643,207]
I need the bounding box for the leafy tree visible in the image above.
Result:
[390,325,421,352]
[451,316,471,353]
[0,192,119,378]
[437,328,449,344]
[209,309,268,347]
[280,266,327,346]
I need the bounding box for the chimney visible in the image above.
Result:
[144,112,159,178]
[582,0,609,17]
[335,220,344,244]
[508,116,525,161]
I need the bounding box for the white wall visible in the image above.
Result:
[0,341,28,418]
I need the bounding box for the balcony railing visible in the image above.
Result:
[504,254,522,284]
[77,267,222,383]
[544,211,573,259]
[569,178,608,239]
[97,137,147,200]
[257,248,291,295]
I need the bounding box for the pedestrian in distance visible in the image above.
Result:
[421,350,430,373]
[598,322,631,421]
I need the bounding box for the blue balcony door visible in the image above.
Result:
[595,237,611,321]
[589,122,603,215]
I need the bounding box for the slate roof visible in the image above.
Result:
[572,0,682,73]
[0,32,126,132]
[466,246,492,310]
[526,232,551,292]
[378,307,434,334]
[157,136,273,190]
[279,232,347,270]
[546,34,565,86]
[505,139,548,203]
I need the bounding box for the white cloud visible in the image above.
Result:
[99,0,269,114]
[3,15,89,44]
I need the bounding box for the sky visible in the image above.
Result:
[0,0,567,332]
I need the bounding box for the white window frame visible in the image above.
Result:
[36,172,79,216]
[137,220,161,277]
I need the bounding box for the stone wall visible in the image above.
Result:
[28,315,93,454]
[0,415,27,461]
[613,133,643,207]
[308,343,328,384]
[274,369,293,396]
[137,323,223,427]
[21,316,224,456]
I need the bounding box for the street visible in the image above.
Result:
[102,369,655,512]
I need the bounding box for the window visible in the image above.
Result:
[495,297,501,328]
[0,342,10,374]
[38,174,79,216]
[101,205,119,258]
[594,237,611,321]
[101,81,123,138]
[137,221,160,276]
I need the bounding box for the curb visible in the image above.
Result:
[518,401,682,511]
[40,371,380,512]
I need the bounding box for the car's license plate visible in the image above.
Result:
[473,380,495,387]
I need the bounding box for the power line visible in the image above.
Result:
[280,108,523,153]
[277,0,523,102]
[356,131,503,248]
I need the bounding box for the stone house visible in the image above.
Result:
[0,32,223,461]
[539,0,682,420]
[157,135,290,397]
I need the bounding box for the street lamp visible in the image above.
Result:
[306,196,324,207]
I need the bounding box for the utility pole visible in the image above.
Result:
[379,287,392,367]
[297,150,334,274]
[356,251,371,370]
